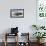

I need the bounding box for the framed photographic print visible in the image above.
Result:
[36,0,46,26]
[10,9,24,18]
[37,0,46,19]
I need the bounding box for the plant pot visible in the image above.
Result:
[37,39,40,43]
[37,39,45,44]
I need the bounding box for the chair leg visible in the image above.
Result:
[4,41,7,46]
[17,34,18,46]
[4,33,7,46]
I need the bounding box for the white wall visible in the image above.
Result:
[0,0,36,42]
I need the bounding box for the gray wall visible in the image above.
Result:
[0,0,36,42]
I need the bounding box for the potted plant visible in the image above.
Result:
[40,26,45,29]
[33,32,46,43]
[32,25,39,30]
[32,24,45,30]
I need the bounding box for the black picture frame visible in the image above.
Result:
[10,9,24,18]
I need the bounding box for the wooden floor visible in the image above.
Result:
[0,42,46,46]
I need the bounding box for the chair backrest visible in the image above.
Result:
[11,27,18,34]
